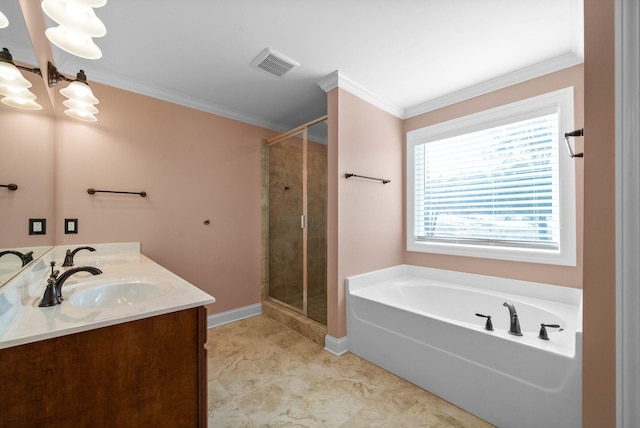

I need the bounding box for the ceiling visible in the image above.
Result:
[3,0,583,132]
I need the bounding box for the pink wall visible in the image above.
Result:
[53,82,276,314]
[327,88,404,338]
[4,8,617,420]
[583,0,616,425]
[403,65,584,288]
[0,72,55,248]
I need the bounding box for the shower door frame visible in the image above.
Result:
[265,115,327,319]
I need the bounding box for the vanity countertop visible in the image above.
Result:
[0,243,215,349]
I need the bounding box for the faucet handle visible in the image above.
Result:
[49,261,57,277]
[538,323,563,340]
[475,313,494,331]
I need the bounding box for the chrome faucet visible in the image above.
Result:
[503,302,523,336]
[0,250,34,267]
[62,246,96,267]
[39,262,102,307]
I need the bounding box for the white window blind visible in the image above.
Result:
[414,113,559,249]
[406,87,576,266]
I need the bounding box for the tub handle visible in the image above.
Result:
[475,313,494,331]
[538,323,564,340]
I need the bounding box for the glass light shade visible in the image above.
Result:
[63,98,99,114]
[60,81,99,104]
[64,108,97,121]
[0,86,37,99]
[73,0,107,8]
[45,26,102,59]
[0,11,8,28]
[1,96,42,110]
[0,63,32,87]
[41,0,106,37]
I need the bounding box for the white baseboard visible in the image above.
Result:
[324,335,348,356]
[207,303,262,328]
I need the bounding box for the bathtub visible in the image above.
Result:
[346,265,582,428]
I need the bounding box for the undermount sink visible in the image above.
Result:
[68,279,169,308]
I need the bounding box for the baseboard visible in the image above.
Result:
[324,334,348,356]
[207,303,262,328]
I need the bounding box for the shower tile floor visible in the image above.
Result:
[206,315,494,427]
[273,293,327,326]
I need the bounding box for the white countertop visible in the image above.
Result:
[0,243,215,349]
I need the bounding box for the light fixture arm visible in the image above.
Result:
[47,61,80,88]
[47,61,90,88]
[16,64,42,77]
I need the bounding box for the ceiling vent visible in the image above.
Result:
[251,48,300,78]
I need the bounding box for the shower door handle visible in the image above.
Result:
[300,215,307,229]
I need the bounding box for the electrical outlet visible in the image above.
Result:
[29,218,46,235]
[65,218,78,234]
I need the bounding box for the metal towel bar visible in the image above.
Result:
[1,183,18,191]
[87,188,147,197]
[344,173,390,184]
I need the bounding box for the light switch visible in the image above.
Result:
[65,218,78,234]
[29,218,46,235]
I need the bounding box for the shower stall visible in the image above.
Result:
[263,116,327,327]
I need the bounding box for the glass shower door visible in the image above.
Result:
[306,121,327,324]
[268,133,305,312]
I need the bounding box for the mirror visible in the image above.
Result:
[0,0,55,286]
[0,246,52,285]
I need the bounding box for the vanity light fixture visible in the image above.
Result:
[0,52,99,120]
[48,61,99,121]
[0,48,43,110]
[0,10,9,28]
[41,0,107,60]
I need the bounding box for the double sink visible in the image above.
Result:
[0,242,215,350]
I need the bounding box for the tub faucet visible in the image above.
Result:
[39,262,102,307]
[62,246,96,267]
[0,250,34,267]
[503,302,523,336]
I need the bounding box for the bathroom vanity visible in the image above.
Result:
[0,243,215,427]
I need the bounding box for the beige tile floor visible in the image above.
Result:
[206,315,494,427]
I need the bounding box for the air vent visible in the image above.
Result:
[251,48,300,77]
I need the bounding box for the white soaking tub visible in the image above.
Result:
[346,265,582,428]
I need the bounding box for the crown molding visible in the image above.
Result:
[317,70,404,118]
[56,60,295,133]
[404,52,584,119]
[54,51,583,132]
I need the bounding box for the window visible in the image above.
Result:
[407,87,576,266]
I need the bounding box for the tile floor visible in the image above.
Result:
[206,315,494,427]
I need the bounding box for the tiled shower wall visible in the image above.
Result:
[268,139,327,319]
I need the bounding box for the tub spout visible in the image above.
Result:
[503,302,523,336]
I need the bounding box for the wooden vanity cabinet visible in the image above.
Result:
[0,306,208,427]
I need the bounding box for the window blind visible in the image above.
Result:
[413,113,560,250]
